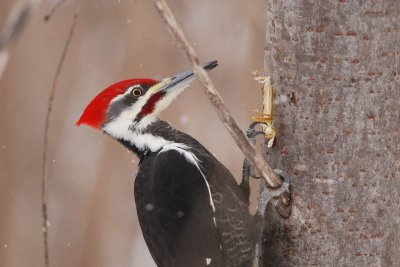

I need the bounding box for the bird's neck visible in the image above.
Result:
[113,119,179,159]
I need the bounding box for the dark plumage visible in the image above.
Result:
[118,121,256,267]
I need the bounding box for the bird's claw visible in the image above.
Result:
[240,122,268,204]
[268,169,292,218]
[242,122,293,218]
[246,122,265,144]
[245,122,265,180]
[257,169,292,219]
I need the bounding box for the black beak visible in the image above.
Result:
[153,60,218,93]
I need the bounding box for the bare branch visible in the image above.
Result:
[44,0,67,22]
[41,7,80,267]
[154,0,282,188]
[0,0,39,79]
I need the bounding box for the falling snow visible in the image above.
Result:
[276,94,289,104]
[179,115,189,125]
[0,51,9,78]
[145,203,154,211]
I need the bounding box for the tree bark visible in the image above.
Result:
[261,0,400,266]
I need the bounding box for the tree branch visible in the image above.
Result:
[153,0,282,188]
[41,7,80,267]
[0,0,40,80]
[44,0,67,22]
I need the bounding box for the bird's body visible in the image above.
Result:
[77,61,256,266]
[118,120,255,266]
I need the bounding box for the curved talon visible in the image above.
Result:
[247,131,265,141]
[246,122,263,136]
[248,121,264,131]
[248,129,264,180]
[256,169,292,218]
[273,168,291,184]
[267,169,292,218]
[241,121,268,201]
[245,122,267,180]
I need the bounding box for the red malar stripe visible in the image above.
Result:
[137,91,166,119]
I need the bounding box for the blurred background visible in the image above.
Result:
[0,0,266,266]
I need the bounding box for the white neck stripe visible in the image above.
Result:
[158,143,216,213]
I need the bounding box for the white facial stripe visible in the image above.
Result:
[104,118,171,151]
[131,133,171,151]
[103,76,196,151]
[113,77,196,133]
[134,77,195,131]
[104,86,154,134]
[104,90,171,151]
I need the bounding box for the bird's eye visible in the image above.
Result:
[131,88,142,97]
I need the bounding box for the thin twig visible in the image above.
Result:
[0,0,39,80]
[44,0,67,22]
[41,7,80,267]
[154,0,282,188]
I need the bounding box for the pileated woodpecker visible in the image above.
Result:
[77,61,256,266]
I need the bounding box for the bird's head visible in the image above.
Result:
[76,60,218,140]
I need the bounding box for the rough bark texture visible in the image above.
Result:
[262,0,400,266]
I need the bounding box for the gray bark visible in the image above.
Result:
[261,0,400,266]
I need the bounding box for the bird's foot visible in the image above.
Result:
[246,121,266,145]
[239,122,266,204]
[244,122,265,179]
[241,121,293,218]
[257,169,292,219]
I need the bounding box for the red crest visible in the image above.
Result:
[76,79,157,129]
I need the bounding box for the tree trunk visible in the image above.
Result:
[261,0,400,266]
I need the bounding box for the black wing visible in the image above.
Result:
[135,150,226,267]
[204,159,257,267]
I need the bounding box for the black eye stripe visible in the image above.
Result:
[107,93,136,122]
